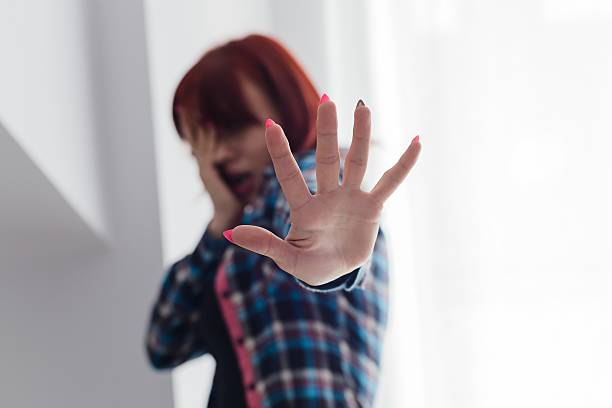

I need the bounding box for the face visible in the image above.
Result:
[187,77,278,205]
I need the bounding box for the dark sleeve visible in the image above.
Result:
[145,224,230,369]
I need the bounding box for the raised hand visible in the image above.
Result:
[178,110,243,237]
[224,96,421,286]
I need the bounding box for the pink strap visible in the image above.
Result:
[214,259,263,408]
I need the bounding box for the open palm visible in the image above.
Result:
[228,96,421,286]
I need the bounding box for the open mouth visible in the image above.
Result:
[222,172,254,197]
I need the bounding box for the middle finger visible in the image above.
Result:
[315,96,340,194]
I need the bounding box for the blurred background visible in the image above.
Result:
[1,0,611,407]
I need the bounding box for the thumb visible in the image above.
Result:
[226,225,296,273]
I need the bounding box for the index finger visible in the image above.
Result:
[265,120,312,211]
[195,125,215,154]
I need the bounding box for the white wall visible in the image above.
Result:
[0,0,108,239]
[0,1,173,407]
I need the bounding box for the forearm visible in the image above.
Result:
[146,257,206,368]
[208,214,242,239]
[146,225,230,368]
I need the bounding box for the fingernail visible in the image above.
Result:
[223,229,234,243]
[356,99,365,108]
[265,118,275,128]
[412,135,420,144]
[319,93,330,105]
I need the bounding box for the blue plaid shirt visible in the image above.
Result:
[146,148,389,407]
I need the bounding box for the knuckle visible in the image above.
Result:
[279,169,300,183]
[316,129,337,138]
[317,154,339,165]
[349,156,366,167]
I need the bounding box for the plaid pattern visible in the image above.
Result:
[147,148,389,407]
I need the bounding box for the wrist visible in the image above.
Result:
[207,221,228,239]
[208,214,241,238]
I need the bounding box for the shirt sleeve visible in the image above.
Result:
[145,223,230,369]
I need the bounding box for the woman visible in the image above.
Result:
[146,34,421,407]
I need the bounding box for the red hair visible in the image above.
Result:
[172,34,319,154]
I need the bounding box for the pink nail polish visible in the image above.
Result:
[412,135,420,144]
[319,93,330,105]
[265,118,275,128]
[223,229,234,243]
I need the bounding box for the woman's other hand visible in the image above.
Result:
[178,111,243,237]
[224,96,421,286]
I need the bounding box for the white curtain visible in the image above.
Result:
[145,1,612,407]
[359,0,612,406]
